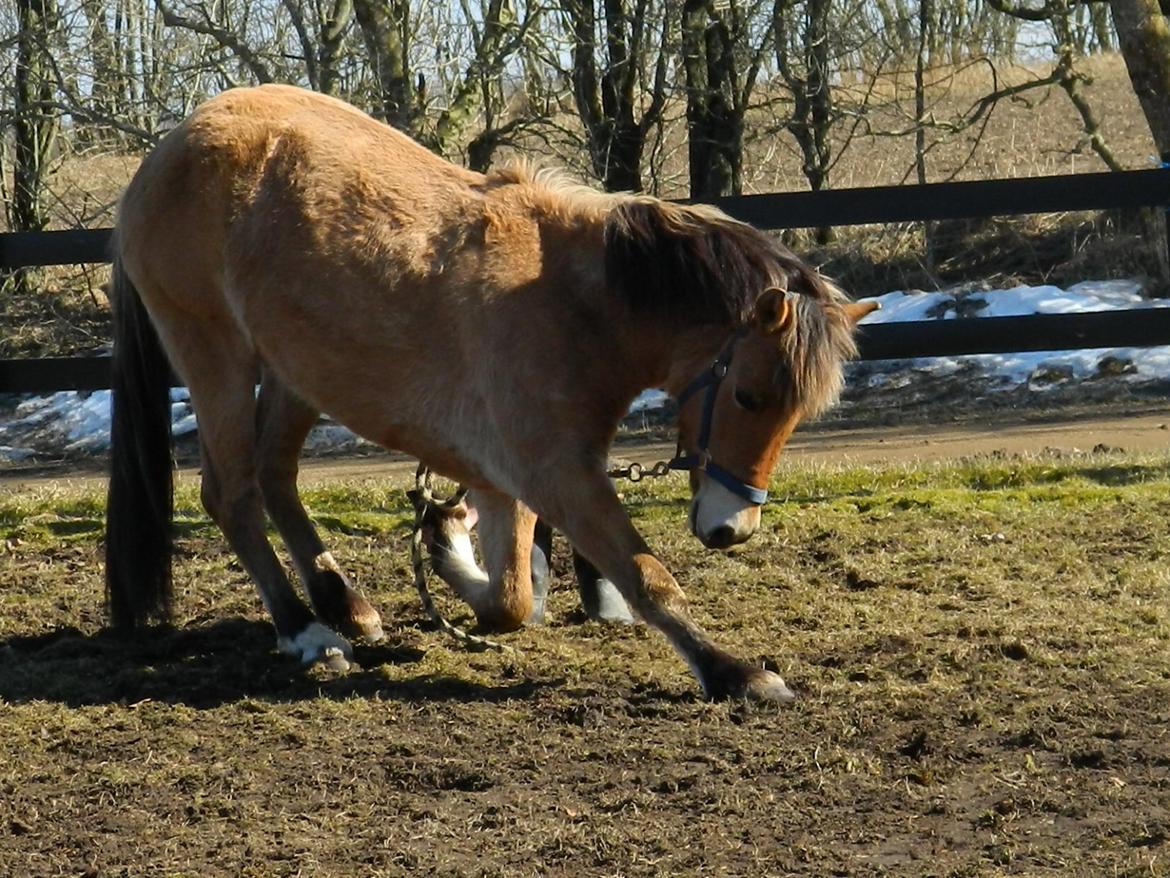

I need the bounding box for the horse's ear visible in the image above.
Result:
[841,300,880,325]
[755,286,796,335]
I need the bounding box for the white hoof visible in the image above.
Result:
[746,669,797,703]
[278,622,353,670]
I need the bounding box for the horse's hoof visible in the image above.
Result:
[582,578,636,625]
[353,619,385,643]
[342,597,385,643]
[742,668,797,703]
[279,622,354,670]
[318,646,352,672]
[309,561,385,643]
[526,596,548,625]
[700,650,797,703]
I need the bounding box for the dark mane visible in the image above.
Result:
[603,197,858,416]
[604,199,812,325]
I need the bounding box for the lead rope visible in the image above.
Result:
[410,465,514,653]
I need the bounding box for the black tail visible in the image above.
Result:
[105,249,175,628]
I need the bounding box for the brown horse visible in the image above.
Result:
[106,84,875,701]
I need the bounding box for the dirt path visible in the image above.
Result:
[294,408,1170,485]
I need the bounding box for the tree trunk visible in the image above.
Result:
[561,0,666,192]
[1111,0,1170,150]
[10,0,60,297]
[774,0,834,240]
[683,0,741,200]
[352,0,417,133]
[430,0,517,157]
[1110,0,1170,290]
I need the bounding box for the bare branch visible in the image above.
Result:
[154,0,274,83]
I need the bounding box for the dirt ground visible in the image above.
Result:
[1,409,1169,877]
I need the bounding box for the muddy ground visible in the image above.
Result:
[1,412,1169,877]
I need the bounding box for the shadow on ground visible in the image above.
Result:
[0,618,554,709]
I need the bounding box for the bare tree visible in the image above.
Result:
[773,0,834,194]
[1110,0,1170,154]
[560,0,670,191]
[352,0,417,130]
[422,0,539,160]
[8,0,60,295]
[281,0,353,95]
[681,0,772,199]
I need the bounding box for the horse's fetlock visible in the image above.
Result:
[475,603,530,634]
[470,573,534,634]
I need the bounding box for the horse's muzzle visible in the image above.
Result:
[690,476,761,549]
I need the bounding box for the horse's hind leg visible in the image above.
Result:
[531,520,633,624]
[572,548,635,625]
[162,325,351,668]
[529,519,553,623]
[255,376,383,640]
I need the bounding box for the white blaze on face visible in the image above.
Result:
[690,474,761,549]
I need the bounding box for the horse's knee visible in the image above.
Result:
[634,554,685,601]
[474,582,532,633]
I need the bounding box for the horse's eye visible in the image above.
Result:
[733,387,763,413]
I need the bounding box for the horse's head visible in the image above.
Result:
[673,286,877,548]
[603,197,877,550]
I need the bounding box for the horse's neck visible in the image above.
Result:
[661,327,733,397]
[526,195,728,398]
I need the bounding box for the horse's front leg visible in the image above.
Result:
[531,470,794,702]
[423,488,537,632]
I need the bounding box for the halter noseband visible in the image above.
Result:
[667,331,770,506]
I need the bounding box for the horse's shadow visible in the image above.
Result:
[0,619,553,709]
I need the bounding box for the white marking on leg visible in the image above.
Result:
[749,669,797,702]
[277,621,352,667]
[313,551,341,574]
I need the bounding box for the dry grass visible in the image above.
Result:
[0,451,1168,876]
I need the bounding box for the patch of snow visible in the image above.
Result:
[852,279,1170,386]
[2,279,1166,461]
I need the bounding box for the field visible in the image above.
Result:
[1,447,1169,876]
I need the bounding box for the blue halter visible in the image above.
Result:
[667,332,770,506]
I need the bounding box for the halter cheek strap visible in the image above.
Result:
[667,332,770,506]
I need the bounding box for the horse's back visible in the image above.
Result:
[114,86,504,459]
[117,86,482,318]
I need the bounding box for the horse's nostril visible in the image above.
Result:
[706,525,737,550]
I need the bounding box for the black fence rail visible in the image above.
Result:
[6,308,1170,394]
[3,167,1170,394]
